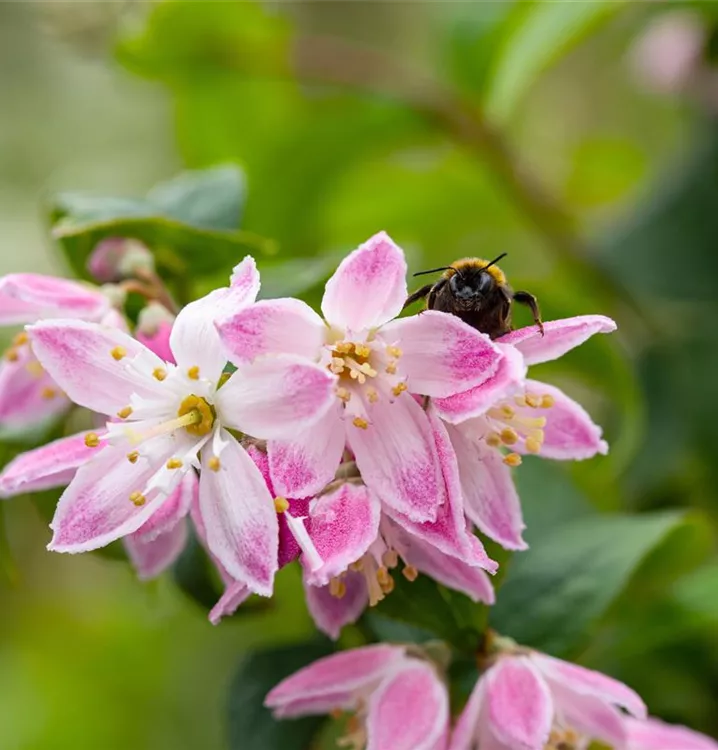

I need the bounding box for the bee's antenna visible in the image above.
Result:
[413,266,463,278]
[479,253,507,272]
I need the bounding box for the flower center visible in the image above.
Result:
[546,727,581,750]
[329,341,378,384]
[177,394,215,436]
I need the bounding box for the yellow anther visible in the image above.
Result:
[274,496,289,513]
[5,348,18,362]
[349,559,364,572]
[354,343,371,358]
[166,458,183,470]
[527,428,544,443]
[382,549,398,569]
[127,451,139,464]
[152,367,167,381]
[387,345,402,358]
[500,427,519,445]
[366,388,379,403]
[177,394,214,437]
[110,346,126,361]
[376,566,392,587]
[336,387,351,403]
[514,395,528,408]
[187,365,200,380]
[41,387,57,400]
[334,341,353,354]
[525,393,542,408]
[503,452,522,467]
[486,432,502,448]
[379,575,395,595]
[208,456,221,472]
[25,360,44,377]
[358,362,377,378]
[117,406,133,419]
[329,577,346,599]
[12,332,28,347]
[392,382,408,397]
[402,565,419,582]
[500,404,516,419]
[84,432,100,448]
[525,437,542,454]
[385,361,397,375]
[129,491,146,507]
[541,394,555,409]
[352,417,369,430]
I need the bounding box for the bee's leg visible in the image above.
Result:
[403,284,434,311]
[513,291,544,335]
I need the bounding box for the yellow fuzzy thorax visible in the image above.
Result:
[445,258,507,286]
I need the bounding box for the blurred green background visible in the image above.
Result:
[2,1,718,748]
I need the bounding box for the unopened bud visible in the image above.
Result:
[87,237,154,283]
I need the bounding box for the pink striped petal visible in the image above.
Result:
[268,402,345,498]
[304,572,369,640]
[124,518,188,580]
[321,232,408,332]
[433,344,527,424]
[0,273,108,324]
[449,677,485,750]
[348,393,444,523]
[0,430,101,497]
[28,320,164,416]
[366,661,449,750]
[549,683,625,748]
[498,315,617,366]
[627,718,718,750]
[306,482,381,586]
[134,469,196,541]
[485,656,552,750]
[446,423,527,551]
[265,644,407,717]
[209,581,252,625]
[198,432,278,596]
[216,355,336,440]
[381,312,502,398]
[533,653,646,718]
[216,297,326,364]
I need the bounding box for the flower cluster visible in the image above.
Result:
[0,231,712,750]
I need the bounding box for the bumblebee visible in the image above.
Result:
[403,253,543,340]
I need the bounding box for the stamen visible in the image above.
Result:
[352,417,369,430]
[84,432,100,448]
[127,451,139,463]
[208,456,221,471]
[117,406,133,419]
[500,404,515,419]
[525,393,542,408]
[376,566,392,587]
[386,345,402,358]
[110,346,126,361]
[336,387,351,403]
[514,395,528,407]
[349,559,364,572]
[41,387,57,399]
[366,388,378,403]
[486,432,502,448]
[329,577,346,599]
[503,452,522,467]
[379,575,395,595]
[402,565,418,582]
[166,458,183,469]
[177,395,215,436]
[541,394,555,409]
[382,549,398,568]
[5,348,18,362]
[392,382,407,397]
[25,360,44,377]
[129,491,146,507]
[525,437,542,454]
[385,361,397,375]
[12,332,28,347]
[274,496,289,513]
[152,367,167,381]
[500,427,518,445]
[334,342,353,354]
[187,366,200,380]
[354,343,371,358]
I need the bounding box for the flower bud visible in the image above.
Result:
[87,237,154,282]
[135,302,175,363]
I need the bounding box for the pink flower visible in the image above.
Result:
[266,644,450,750]
[0,274,111,429]
[625,717,718,750]
[25,258,336,596]
[217,231,505,523]
[450,641,646,750]
[433,315,616,550]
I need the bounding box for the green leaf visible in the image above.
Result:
[484,0,626,123]
[489,511,702,656]
[172,528,222,611]
[227,640,333,750]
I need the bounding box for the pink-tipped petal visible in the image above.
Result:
[366,661,449,750]
[134,469,197,541]
[389,410,497,571]
[381,312,502,398]
[217,355,336,440]
[498,315,617,366]
[433,344,527,424]
[124,519,188,580]
[0,430,102,497]
[268,402,345,498]
[136,321,175,364]
[532,653,646,719]
[549,683,625,748]
[306,482,381,586]
[446,423,527,551]
[216,297,326,364]
[198,432,278,596]
[521,380,608,460]
[348,393,445,523]
[265,644,407,717]
[0,273,108,324]
[209,581,252,625]
[49,441,177,552]
[626,717,718,750]
[321,232,408,332]
[28,320,163,416]
[485,656,553,750]
[449,677,485,750]
[304,572,369,640]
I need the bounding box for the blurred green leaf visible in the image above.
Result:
[172,528,221,611]
[227,640,333,750]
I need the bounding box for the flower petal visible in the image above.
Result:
[28,320,163,416]
[136,320,175,364]
[0,430,101,497]
[306,482,381,585]
[209,581,252,625]
[216,297,326,365]
[48,440,178,553]
[348,393,444,523]
[446,422,527,550]
[268,401,345,498]
[217,355,336,440]
[626,717,718,750]
[321,232,407,332]
[498,315,617,366]
[124,519,188,580]
[304,572,368,640]
[265,644,407,718]
[521,380,608,460]
[381,311,502,398]
[0,274,108,324]
[549,683,625,748]
[134,469,197,541]
[366,661,449,750]
[433,344,527,424]
[532,653,646,718]
[485,656,553,750]
[198,431,278,596]
[448,676,485,750]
